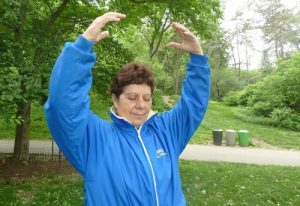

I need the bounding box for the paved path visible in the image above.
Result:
[180,144,300,167]
[1,140,300,167]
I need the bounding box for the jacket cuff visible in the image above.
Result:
[73,35,95,51]
[190,53,209,65]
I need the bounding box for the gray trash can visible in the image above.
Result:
[226,129,236,146]
[212,129,223,146]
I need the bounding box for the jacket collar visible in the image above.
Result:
[109,106,157,131]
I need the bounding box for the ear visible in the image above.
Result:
[112,94,118,108]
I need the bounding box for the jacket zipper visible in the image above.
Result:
[136,128,160,206]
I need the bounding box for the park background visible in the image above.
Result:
[0,0,299,205]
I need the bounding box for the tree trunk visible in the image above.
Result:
[245,44,249,72]
[216,83,221,102]
[14,101,31,160]
[230,45,237,69]
[236,33,241,77]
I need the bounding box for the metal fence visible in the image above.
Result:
[0,140,77,181]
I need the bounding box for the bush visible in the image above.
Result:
[223,91,239,106]
[251,101,274,116]
[270,108,300,131]
[152,89,171,113]
[233,107,275,126]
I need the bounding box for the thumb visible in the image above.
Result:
[96,31,109,42]
[169,42,182,50]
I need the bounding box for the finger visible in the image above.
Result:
[171,22,189,33]
[183,31,197,40]
[96,16,122,27]
[106,12,126,19]
[103,12,126,23]
[169,42,183,50]
[96,13,126,27]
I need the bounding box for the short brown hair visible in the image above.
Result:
[110,62,154,98]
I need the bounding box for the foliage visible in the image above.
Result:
[0,67,21,121]
[107,0,223,95]
[210,68,239,101]
[117,24,186,95]
[92,37,134,100]
[270,108,300,131]
[211,68,262,102]
[154,29,189,95]
[223,52,300,130]
[0,0,108,158]
[0,0,135,158]
[0,0,97,112]
[152,89,171,113]
[222,91,238,106]
[255,0,300,59]
[109,0,223,48]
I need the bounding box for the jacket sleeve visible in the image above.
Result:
[157,54,210,156]
[44,35,96,175]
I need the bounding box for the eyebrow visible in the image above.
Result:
[125,92,151,96]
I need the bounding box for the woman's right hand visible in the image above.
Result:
[82,12,126,43]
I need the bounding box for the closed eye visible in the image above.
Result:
[143,95,152,101]
[128,95,137,100]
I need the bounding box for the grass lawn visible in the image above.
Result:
[1,160,299,205]
[191,101,300,150]
[0,97,299,150]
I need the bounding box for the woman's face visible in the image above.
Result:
[112,84,152,129]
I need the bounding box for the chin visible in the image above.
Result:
[132,120,145,129]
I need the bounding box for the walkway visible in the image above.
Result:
[180,144,300,167]
[1,140,299,167]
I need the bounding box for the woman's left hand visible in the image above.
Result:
[169,22,203,55]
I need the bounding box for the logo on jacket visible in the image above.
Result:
[156,148,167,158]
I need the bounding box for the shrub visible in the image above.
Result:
[270,108,300,131]
[223,91,239,106]
[233,107,275,125]
[251,101,274,116]
[152,89,171,112]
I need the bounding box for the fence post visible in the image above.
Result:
[59,149,61,172]
[52,139,54,161]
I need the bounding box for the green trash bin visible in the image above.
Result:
[238,130,249,147]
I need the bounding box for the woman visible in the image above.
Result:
[45,12,210,206]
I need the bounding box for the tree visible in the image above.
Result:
[108,0,222,59]
[260,49,274,76]
[256,0,300,59]
[204,28,230,101]
[0,0,132,160]
[1,0,77,160]
[228,11,255,74]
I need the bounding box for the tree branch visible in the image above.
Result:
[139,28,151,46]
[149,14,171,58]
[129,0,168,4]
[46,0,71,29]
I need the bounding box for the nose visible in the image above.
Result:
[135,97,146,109]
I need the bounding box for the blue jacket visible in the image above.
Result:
[45,35,210,206]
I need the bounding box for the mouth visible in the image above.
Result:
[131,113,147,119]
[132,113,146,117]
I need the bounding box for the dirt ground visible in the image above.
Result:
[0,156,77,183]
